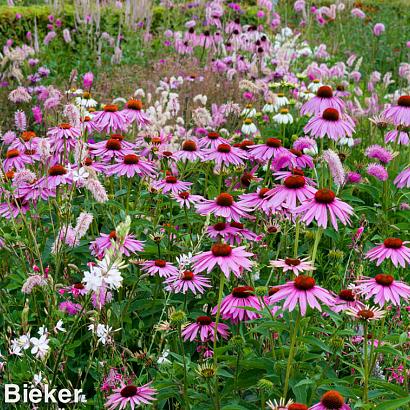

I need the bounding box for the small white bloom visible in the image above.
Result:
[30,334,50,359]
[54,320,66,333]
[158,349,171,365]
[241,119,258,135]
[273,109,293,124]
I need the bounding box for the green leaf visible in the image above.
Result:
[374,396,410,410]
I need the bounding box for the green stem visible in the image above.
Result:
[283,312,300,398]
[311,228,322,265]
[293,218,300,258]
[363,322,369,403]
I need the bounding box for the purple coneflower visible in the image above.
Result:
[331,289,365,313]
[163,270,211,295]
[92,104,128,133]
[238,187,272,214]
[196,193,252,222]
[182,315,229,342]
[205,143,247,168]
[141,259,179,278]
[192,243,253,278]
[90,231,144,258]
[0,198,30,219]
[151,176,192,195]
[212,286,261,322]
[47,123,81,153]
[383,96,410,126]
[384,129,409,145]
[172,191,204,208]
[394,167,410,188]
[226,221,261,245]
[269,275,334,316]
[345,305,386,321]
[270,257,315,276]
[89,137,134,161]
[300,86,345,116]
[309,390,351,410]
[355,274,410,306]
[174,139,204,162]
[248,138,286,161]
[105,154,157,178]
[366,238,410,267]
[304,108,354,141]
[289,148,314,169]
[3,149,32,171]
[207,222,239,240]
[294,188,354,231]
[45,164,73,189]
[122,99,150,127]
[105,382,157,410]
[197,131,229,149]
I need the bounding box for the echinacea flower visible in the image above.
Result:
[345,305,386,321]
[384,129,409,145]
[163,270,211,295]
[196,193,252,222]
[294,189,354,231]
[141,259,179,278]
[205,143,248,168]
[383,96,410,127]
[304,109,354,141]
[192,243,253,278]
[3,149,32,171]
[238,187,272,214]
[394,167,410,188]
[122,99,150,127]
[174,139,204,162]
[212,286,261,322]
[105,382,157,409]
[181,315,229,342]
[265,175,316,211]
[248,138,286,161]
[269,275,335,316]
[151,176,192,195]
[366,238,410,267]
[331,289,365,313]
[92,104,128,133]
[44,164,73,189]
[105,154,157,178]
[197,131,229,149]
[89,138,134,161]
[355,274,410,306]
[172,191,204,208]
[270,257,315,276]
[300,86,345,116]
[47,123,81,153]
[309,390,351,410]
[90,231,144,258]
[207,222,239,240]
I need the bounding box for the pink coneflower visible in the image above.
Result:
[394,167,410,188]
[122,99,150,127]
[105,382,157,409]
[238,187,272,214]
[89,138,134,161]
[0,198,30,219]
[248,138,286,161]
[3,149,32,171]
[172,191,204,208]
[366,163,388,181]
[174,139,204,162]
[304,109,354,141]
[270,257,315,276]
[265,175,316,211]
[300,86,345,116]
[181,316,229,342]
[355,274,410,306]
[212,286,261,322]
[309,390,351,410]
[205,143,247,168]
[164,270,211,295]
[151,176,192,195]
[197,131,229,149]
[269,275,334,315]
[383,96,410,126]
[366,238,410,267]
[384,129,409,145]
[141,259,179,278]
[331,289,365,313]
[105,154,157,178]
[226,222,261,245]
[196,193,252,222]
[289,148,314,169]
[345,305,386,321]
[16,179,56,202]
[365,144,393,164]
[90,231,144,258]
[45,164,73,188]
[83,157,106,173]
[294,188,354,231]
[207,222,239,240]
[92,104,128,133]
[47,123,81,153]
[192,243,253,278]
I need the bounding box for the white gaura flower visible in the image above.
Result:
[241,118,258,135]
[10,334,31,356]
[83,264,103,292]
[338,135,355,147]
[158,349,171,365]
[72,166,89,185]
[97,255,127,290]
[273,108,294,124]
[32,372,43,386]
[54,320,66,333]
[88,323,117,345]
[30,334,50,359]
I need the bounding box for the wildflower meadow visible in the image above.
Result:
[0,0,410,409]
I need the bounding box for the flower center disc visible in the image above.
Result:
[358,309,375,320]
[182,270,194,280]
[127,99,143,110]
[338,289,355,301]
[284,175,305,189]
[321,391,344,409]
[179,191,190,199]
[375,274,394,286]
[294,275,315,290]
[290,148,303,157]
[22,131,36,141]
[105,139,122,150]
[315,189,336,204]
[259,188,270,198]
[285,257,301,266]
[109,231,117,241]
[217,143,231,153]
[120,385,138,398]
[182,140,197,151]
[322,108,340,121]
[111,134,125,141]
[6,149,19,158]
[216,193,234,207]
[398,95,410,107]
[213,222,226,231]
[59,123,71,129]
[196,316,212,325]
[48,165,67,176]
[232,286,254,298]
[383,238,403,249]
[230,222,244,229]
[154,259,167,267]
[288,404,309,410]
[211,243,232,257]
[104,104,118,112]
[317,85,333,98]
[207,132,220,140]
[165,176,177,184]
[268,287,280,296]
[266,138,282,148]
[240,140,255,150]
[124,154,139,164]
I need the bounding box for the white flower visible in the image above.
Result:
[308,81,323,93]
[97,256,125,290]
[72,167,89,184]
[83,265,103,292]
[176,253,193,269]
[339,136,355,147]
[273,109,293,124]
[10,334,31,355]
[30,334,50,359]
[241,119,258,135]
[158,349,171,365]
[54,320,66,333]
[241,105,257,118]
[274,95,289,110]
[32,372,42,386]
[262,103,274,113]
[89,323,113,345]
[75,95,98,108]
[38,326,48,336]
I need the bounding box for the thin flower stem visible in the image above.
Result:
[363,321,369,403]
[293,218,300,258]
[311,228,322,265]
[283,311,300,398]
